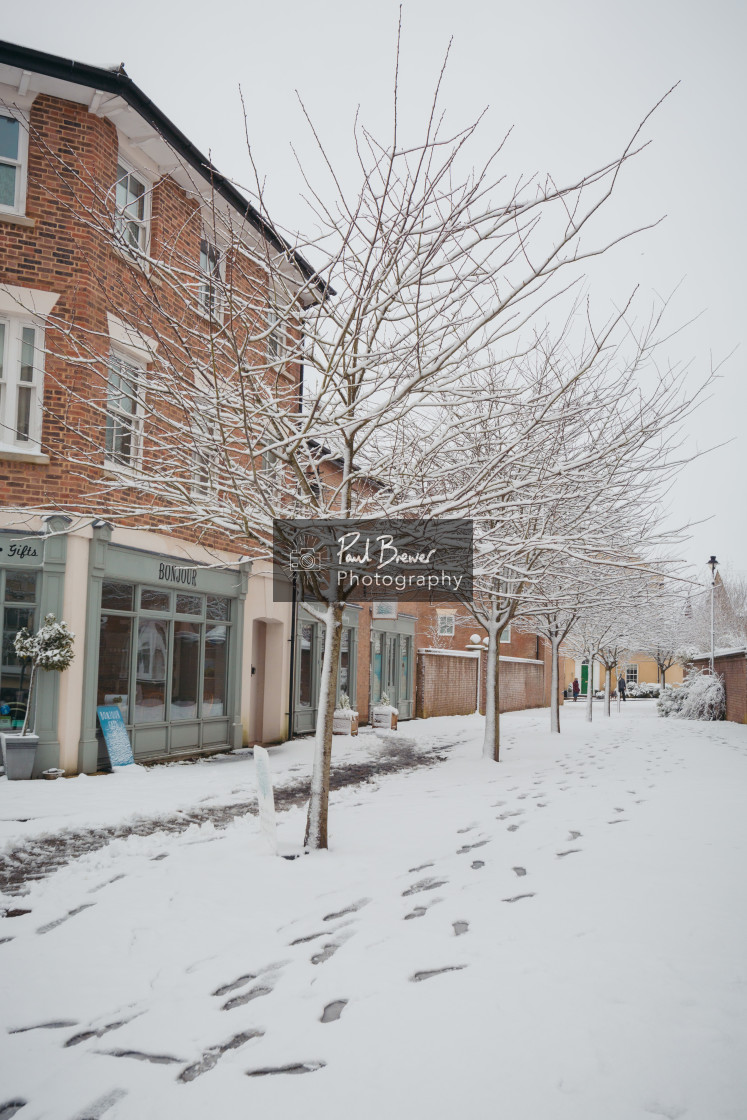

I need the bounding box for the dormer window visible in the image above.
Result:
[0,111,29,215]
[115,160,150,254]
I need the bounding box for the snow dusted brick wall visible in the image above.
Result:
[691,652,747,724]
[416,651,478,718]
[497,658,546,713]
[416,650,550,718]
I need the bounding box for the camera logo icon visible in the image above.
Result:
[290,546,323,572]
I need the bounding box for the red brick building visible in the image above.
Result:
[0,41,315,772]
[0,41,562,770]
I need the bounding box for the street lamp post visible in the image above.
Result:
[707,555,719,673]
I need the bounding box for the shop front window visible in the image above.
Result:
[372,632,383,703]
[171,621,200,720]
[97,579,232,726]
[136,618,168,722]
[97,613,132,720]
[203,623,228,717]
[399,636,411,701]
[298,623,313,708]
[0,569,38,729]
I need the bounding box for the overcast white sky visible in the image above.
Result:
[4,0,745,578]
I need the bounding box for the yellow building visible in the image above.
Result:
[563,653,684,696]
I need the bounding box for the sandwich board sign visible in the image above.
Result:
[97,705,135,767]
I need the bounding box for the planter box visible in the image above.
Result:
[333,711,359,736]
[1,732,39,780]
[372,707,398,730]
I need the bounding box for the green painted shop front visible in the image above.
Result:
[0,516,69,775]
[78,524,249,771]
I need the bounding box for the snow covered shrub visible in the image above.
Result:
[657,684,685,718]
[678,669,725,721]
[637,682,660,698]
[657,670,724,721]
[14,614,75,735]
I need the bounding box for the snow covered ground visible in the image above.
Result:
[1,702,746,1120]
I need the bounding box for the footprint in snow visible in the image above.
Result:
[179,1030,264,1081]
[556,849,581,858]
[410,966,467,983]
[9,1020,77,1034]
[66,1020,131,1047]
[512,867,526,877]
[222,985,273,1010]
[408,861,434,872]
[502,893,535,903]
[453,921,469,936]
[311,943,342,965]
[568,831,581,840]
[0,1102,27,1120]
[506,823,522,832]
[323,898,369,921]
[99,1048,184,1065]
[320,1000,348,1023]
[246,1061,325,1077]
[471,861,485,870]
[88,874,126,893]
[457,839,489,854]
[402,877,447,897]
[213,974,257,997]
[37,904,95,935]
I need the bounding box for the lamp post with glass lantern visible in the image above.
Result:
[707,555,718,673]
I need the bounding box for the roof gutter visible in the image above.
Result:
[0,39,326,294]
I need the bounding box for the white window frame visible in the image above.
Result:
[626,665,638,685]
[114,157,151,257]
[191,406,221,499]
[0,109,29,216]
[500,624,511,643]
[437,613,455,637]
[0,316,44,450]
[198,236,224,319]
[267,306,286,364]
[104,348,145,469]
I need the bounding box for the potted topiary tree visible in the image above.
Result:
[372,691,398,731]
[332,692,359,736]
[0,614,75,780]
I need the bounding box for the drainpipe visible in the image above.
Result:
[287,575,297,739]
[286,347,305,739]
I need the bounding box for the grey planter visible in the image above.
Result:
[1,733,39,780]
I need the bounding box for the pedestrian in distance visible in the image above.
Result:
[572,678,580,702]
[617,674,627,701]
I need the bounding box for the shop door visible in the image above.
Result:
[581,663,589,696]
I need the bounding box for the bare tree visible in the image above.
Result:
[4,48,698,843]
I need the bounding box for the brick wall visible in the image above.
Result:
[417,649,551,719]
[692,653,747,724]
[416,652,478,718]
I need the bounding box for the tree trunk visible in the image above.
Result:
[585,657,594,723]
[21,663,36,737]
[482,623,500,761]
[604,666,611,716]
[550,636,561,733]
[661,667,666,687]
[305,601,344,850]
